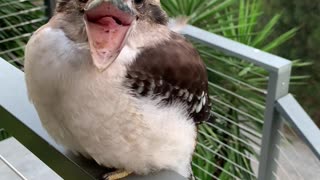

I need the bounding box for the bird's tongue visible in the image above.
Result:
[85,16,131,70]
[96,16,119,28]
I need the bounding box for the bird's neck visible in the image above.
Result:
[49,13,87,44]
[127,21,172,49]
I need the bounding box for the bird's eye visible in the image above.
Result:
[134,0,144,4]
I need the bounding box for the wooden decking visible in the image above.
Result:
[0,137,62,180]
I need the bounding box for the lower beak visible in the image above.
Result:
[85,0,134,15]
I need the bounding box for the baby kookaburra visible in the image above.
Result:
[24,0,211,179]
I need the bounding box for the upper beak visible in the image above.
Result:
[85,0,134,15]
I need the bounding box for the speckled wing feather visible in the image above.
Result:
[125,32,211,124]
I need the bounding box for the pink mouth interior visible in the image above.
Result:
[85,2,133,70]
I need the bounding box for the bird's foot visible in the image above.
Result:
[102,170,132,180]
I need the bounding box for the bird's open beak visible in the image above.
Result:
[84,0,135,71]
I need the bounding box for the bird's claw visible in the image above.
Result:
[102,170,132,180]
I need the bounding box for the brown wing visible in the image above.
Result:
[125,32,211,124]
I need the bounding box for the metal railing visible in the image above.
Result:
[0,0,47,68]
[0,0,320,180]
[180,25,320,180]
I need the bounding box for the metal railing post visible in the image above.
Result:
[257,64,292,180]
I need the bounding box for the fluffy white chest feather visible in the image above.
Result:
[24,27,196,177]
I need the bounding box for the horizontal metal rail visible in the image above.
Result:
[180,25,291,73]
[276,94,320,159]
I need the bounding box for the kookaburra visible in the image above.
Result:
[24,0,211,179]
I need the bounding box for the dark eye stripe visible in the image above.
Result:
[148,4,168,25]
[134,2,168,25]
[134,0,144,4]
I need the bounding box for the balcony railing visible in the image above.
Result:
[0,0,319,180]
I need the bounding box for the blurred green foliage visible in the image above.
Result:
[0,0,46,68]
[262,0,320,125]
[262,0,320,61]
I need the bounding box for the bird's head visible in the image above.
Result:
[55,0,168,71]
